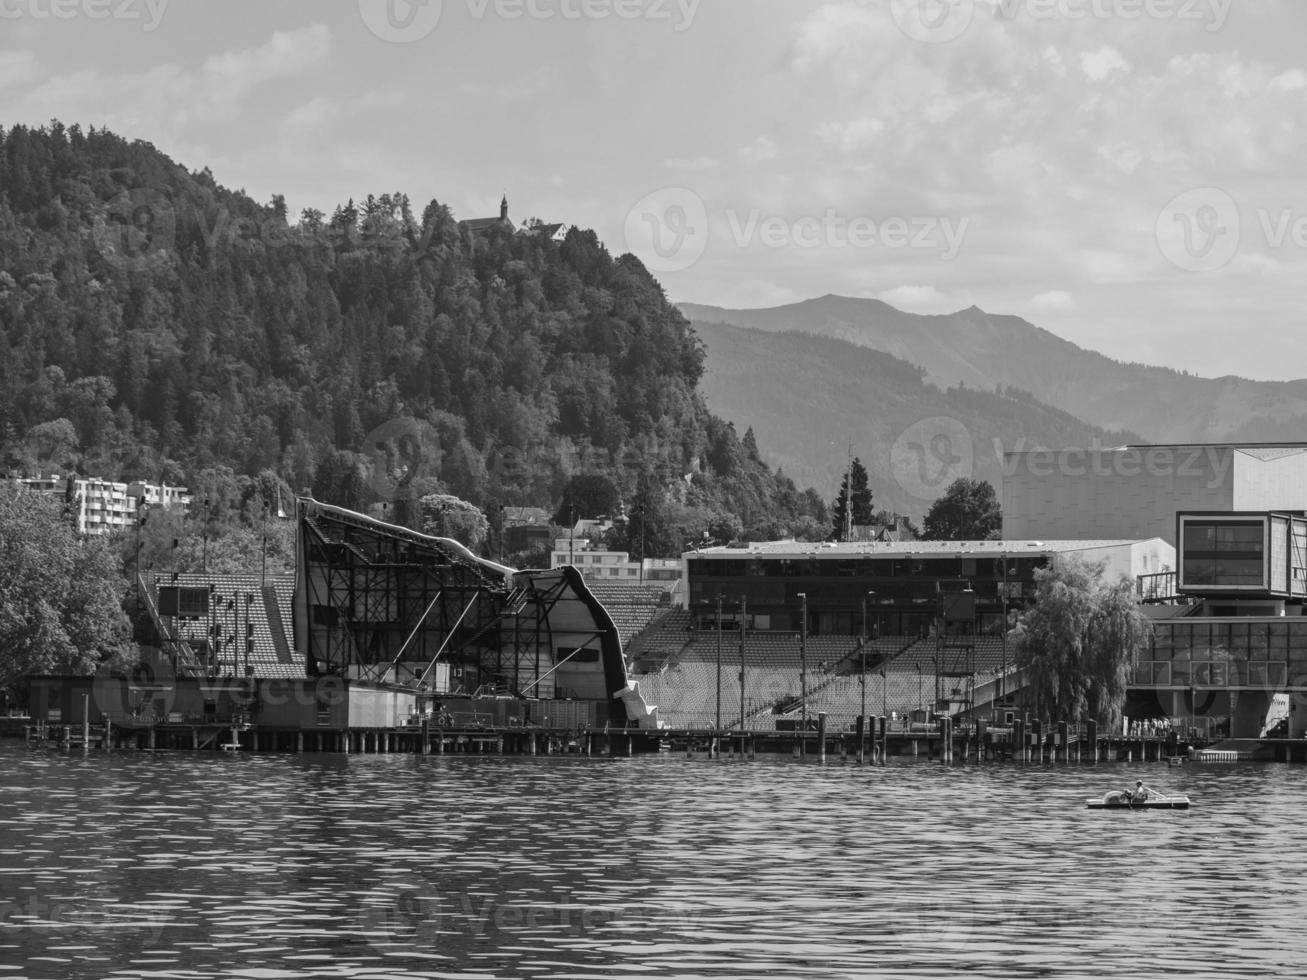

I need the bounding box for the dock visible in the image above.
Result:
[18,711,1241,764]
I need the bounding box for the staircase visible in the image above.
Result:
[262,585,295,664]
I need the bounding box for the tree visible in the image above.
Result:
[830,457,873,540]
[417,493,489,552]
[1011,555,1151,726]
[0,489,132,697]
[921,477,1002,541]
[552,474,621,525]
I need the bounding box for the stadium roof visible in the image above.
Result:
[685,539,1162,559]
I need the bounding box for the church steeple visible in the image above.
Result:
[500,194,509,221]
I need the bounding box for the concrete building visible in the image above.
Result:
[1002,444,1307,546]
[14,474,191,536]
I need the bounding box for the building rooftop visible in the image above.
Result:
[686,538,1162,559]
[1004,442,1307,457]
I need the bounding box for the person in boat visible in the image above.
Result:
[1125,779,1150,803]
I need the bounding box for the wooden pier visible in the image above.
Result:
[21,710,1219,764]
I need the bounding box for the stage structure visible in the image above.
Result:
[294,498,656,728]
[934,580,976,717]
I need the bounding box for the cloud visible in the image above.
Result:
[738,136,779,166]
[704,279,805,310]
[878,284,953,312]
[7,24,332,136]
[0,50,41,90]
[665,155,719,172]
[202,24,331,102]
[1029,290,1076,312]
[1080,46,1129,82]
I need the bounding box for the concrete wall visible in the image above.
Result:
[347,686,416,728]
[1232,450,1307,511]
[1003,447,1236,546]
[1062,538,1175,584]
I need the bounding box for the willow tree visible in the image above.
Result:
[0,489,132,697]
[1011,555,1151,726]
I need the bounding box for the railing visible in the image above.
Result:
[1137,571,1178,601]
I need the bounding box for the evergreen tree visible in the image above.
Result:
[830,457,873,540]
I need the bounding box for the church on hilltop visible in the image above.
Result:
[459,195,570,242]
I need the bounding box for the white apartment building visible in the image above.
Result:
[14,475,192,535]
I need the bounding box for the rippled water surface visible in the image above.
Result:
[0,742,1304,979]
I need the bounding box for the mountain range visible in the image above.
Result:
[682,296,1307,516]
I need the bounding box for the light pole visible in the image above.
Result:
[715,593,723,732]
[798,592,808,751]
[999,556,1009,711]
[739,595,747,733]
[861,590,875,748]
[637,504,646,584]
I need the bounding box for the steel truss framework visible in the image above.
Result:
[298,501,514,688]
[503,570,609,700]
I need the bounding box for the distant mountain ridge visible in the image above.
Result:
[680,295,1307,445]
[692,320,1140,518]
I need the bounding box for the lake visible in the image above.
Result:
[0,742,1302,979]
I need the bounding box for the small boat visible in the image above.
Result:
[1086,792,1190,810]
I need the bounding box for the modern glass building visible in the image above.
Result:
[682,538,1172,636]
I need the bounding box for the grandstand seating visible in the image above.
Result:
[157,573,302,679]
[585,581,672,647]
[625,608,693,672]
[621,614,1017,730]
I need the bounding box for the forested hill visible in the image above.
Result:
[0,122,825,553]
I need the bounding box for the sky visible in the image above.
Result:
[3,0,1306,380]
